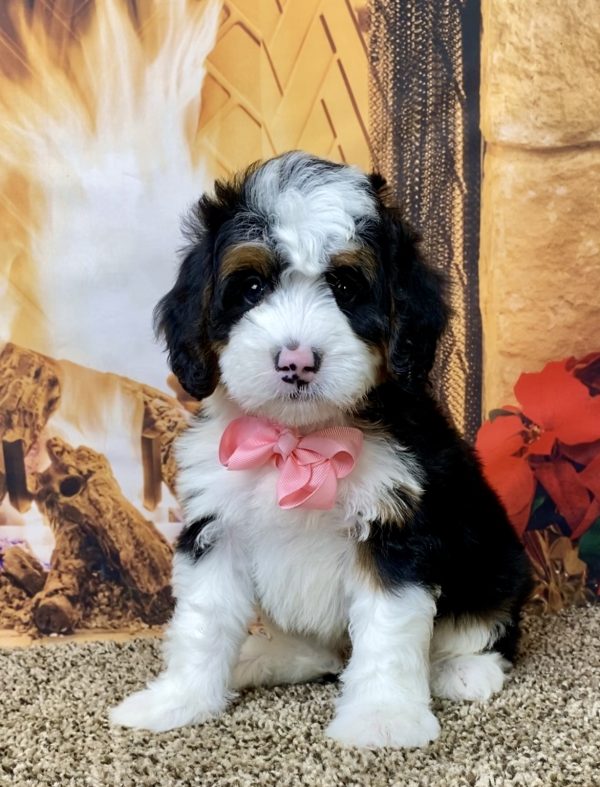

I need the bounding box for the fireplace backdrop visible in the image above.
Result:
[0,0,598,641]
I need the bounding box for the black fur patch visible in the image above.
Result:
[153,163,264,401]
[175,516,215,562]
[358,383,533,657]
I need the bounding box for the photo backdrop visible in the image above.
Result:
[0,0,598,641]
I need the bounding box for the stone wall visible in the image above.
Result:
[480,0,600,409]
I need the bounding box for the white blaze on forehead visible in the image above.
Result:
[247,153,377,276]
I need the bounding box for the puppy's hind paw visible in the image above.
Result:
[431,651,509,702]
[109,682,218,733]
[326,702,440,749]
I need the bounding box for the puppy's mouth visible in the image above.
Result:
[277,380,318,400]
[285,384,316,400]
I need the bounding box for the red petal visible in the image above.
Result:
[571,499,600,541]
[526,430,556,457]
[481,455,535,536]
[558,396,600,445]
[515,361,600,445]
[514,360,568,425]
[560,439,600,467]
[510,502,535,538]
[579,452,600,499]
[533,460,592,533]
[475,415,525,465]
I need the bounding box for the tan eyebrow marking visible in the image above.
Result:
[220,244,274,280]
[329,248,378,283]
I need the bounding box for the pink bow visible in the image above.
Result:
[219,416,363,510]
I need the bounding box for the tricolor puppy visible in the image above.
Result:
[111,152,532,748]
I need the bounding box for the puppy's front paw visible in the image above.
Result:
[326,701,440,749]
[109,681,222,733]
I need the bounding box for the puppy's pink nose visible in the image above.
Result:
[275,345,321,386]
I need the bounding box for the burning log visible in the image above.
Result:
[33,437,174,634]
[2,545,46,596]
[0,343,61,506]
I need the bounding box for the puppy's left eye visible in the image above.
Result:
[326,267,363,307]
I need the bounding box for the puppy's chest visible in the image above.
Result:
[177,414,422,638]
[179,414,421,528]
[248,510,354,641]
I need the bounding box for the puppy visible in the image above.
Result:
[111,152,532,748]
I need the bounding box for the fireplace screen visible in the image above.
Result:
[0,0,598,643]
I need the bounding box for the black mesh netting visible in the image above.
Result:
[369,0,482,441]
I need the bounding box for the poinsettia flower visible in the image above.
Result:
[476,358,600,537]
[515,361,600,452]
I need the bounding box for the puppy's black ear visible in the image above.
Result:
[154,215,219,401]
[369,174,449,387]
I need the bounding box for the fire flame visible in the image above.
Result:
[0,0,220,387]
[0,0,221,563]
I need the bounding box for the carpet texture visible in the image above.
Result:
[1,606,599,787]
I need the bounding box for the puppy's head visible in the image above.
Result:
[155,152,447,427]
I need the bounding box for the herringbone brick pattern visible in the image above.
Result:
[195,0,371,177]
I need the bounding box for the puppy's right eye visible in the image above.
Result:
[222,271,268,312]
[242,274,266,306]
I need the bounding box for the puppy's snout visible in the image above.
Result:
[275,345,321,386]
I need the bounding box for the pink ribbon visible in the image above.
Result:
[219,416,363,510]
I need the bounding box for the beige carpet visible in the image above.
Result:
[1,606,599,787]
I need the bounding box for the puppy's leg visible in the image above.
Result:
[326,583,440,749]
[232,613,344,689]
[110,543,253,732]
[430,615,511,702]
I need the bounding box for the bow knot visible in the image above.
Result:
[219,416,363,510]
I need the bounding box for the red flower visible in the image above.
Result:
[515,361,600,451]
[476,415,534,535]
[476,358,600,537]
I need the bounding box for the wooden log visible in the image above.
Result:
[166,373,202,414]
[141,430,163,511]
[0,343,61,505]
[132,382,190,496]
[2,545,46,596]
[33,437,174,634]
[32,520,87,634]
[2,438,32,512]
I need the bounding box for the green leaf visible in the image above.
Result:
[531,494,547,514]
